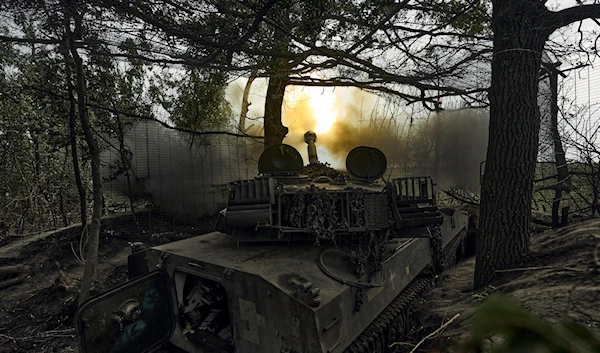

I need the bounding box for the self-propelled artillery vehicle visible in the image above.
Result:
[75,133,469,353]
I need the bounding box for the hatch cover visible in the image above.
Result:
[75,270,175,353]
[345,146,387,182]
[258,144,304,175]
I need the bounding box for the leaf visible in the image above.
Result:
[469,295,546,339]
[462,295,600,353]
[560,321,600,352]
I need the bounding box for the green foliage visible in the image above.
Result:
[462,295,600,353]
[0,1,243,235]
[0,40,81,234]
[170,69,233,132]
[420,0,491,37]
[151,68,233,134]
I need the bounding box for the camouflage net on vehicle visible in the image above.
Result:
[302,162,348,180]
[282,184,389,283]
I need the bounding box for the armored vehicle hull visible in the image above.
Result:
[74,142,471,353]
[76,213,467,353]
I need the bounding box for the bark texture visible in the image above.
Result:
[474,0,600,289]
[263,23,292,150]
[63,52,87,228]
[239,69,257,134]
[546,64,570,228]
[63,1,104,305]
[263,71,289,149]
[475,0,550,288]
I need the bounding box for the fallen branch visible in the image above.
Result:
[495,265,558,273]
[531,217,553,227]
[70,223,87,265]
[389,313,461,351]
[70,241,85,265]
[56,270,77,291]
[0,274,26,290]
[495,265,595,274]
[0,264,28,276]
[533,181,572,193]
[442,190,480,206]
[0,328,75,342]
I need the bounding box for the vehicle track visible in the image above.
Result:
[344,229,467,353]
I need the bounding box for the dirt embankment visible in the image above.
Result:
[0,211,216,353]
[412,218,600,352]
[1,211,598,353]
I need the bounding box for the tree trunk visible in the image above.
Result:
[115,111,136,221]
[63,53,87,228]
[59,148,70,226]
[263,71,289,149]
[239,69,257,134]
[32,133,41,180]
[474,0,549,288]
[545,64,570,228]
[589,157,599,215]
[262,16,292,150]
[63,2,103,305]
[433,111,442,181]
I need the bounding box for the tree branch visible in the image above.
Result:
[99,0,275,53]
[0,35,61,45]
[288,78,419,101]
[547,4,600,32]
[347,0,409,54]
[18,84,265,139]
[87,102,265,139]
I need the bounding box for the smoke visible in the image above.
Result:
[101,87,489,221]
[101,121,259,218]
[281,87,396,167]
[281,90,489,192]
[431,109,489,192]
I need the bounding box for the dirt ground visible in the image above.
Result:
[0,212,598,353]
[412,218,600,352]
[0,211,216,353]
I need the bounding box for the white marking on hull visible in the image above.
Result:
[239,298,265,345]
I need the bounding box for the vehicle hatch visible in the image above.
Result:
[75,270,175,353]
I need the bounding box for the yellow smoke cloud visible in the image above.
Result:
[282,86,400,169]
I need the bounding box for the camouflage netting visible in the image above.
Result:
[286,185,339,243]
[303,162,348,180]
[282,184,389,283]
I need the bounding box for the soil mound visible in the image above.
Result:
[413,218,600,352]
